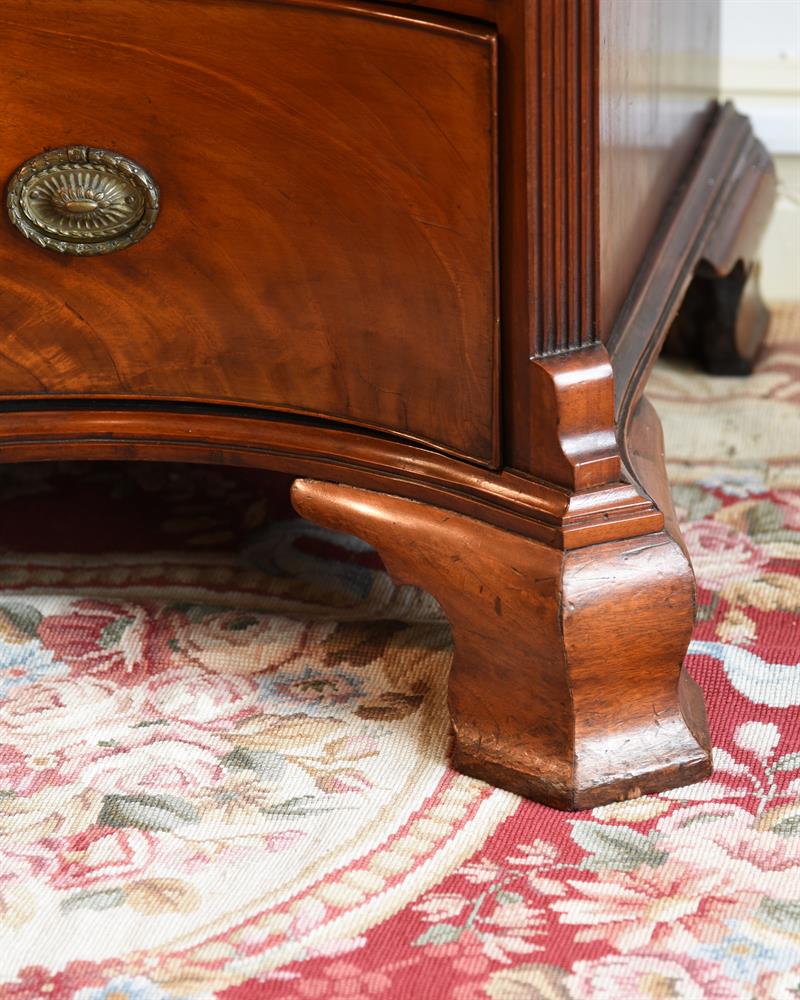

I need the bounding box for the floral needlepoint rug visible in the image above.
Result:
[1,308,800,1000]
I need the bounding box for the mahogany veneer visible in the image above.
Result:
[0,0,775,808]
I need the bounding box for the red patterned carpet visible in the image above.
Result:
[0,309,798,999]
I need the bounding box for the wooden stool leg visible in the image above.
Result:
[291,479,711,811]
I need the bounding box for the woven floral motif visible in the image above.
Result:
[1,309,799,998]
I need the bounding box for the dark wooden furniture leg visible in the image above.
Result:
[665,261,770,375]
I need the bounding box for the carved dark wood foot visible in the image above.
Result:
[666,261,770,375]
[291,474,711,811]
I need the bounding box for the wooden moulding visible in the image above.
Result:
[0,405,660,551]
[525,0,598,358]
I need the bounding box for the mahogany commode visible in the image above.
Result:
[0,0,775,808]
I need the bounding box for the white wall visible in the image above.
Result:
[721,0,800,301]
[722,0,799,154]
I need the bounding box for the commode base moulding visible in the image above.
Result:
[0,0,775,808]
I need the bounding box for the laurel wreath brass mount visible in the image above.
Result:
[6,146,159,256]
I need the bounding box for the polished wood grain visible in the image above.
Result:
[0,0,498,464]
[292,460,711,810]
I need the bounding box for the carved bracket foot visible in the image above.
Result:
[291,478,711,811]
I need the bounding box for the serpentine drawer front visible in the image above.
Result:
[0,1,498,464]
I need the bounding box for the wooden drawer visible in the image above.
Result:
[0,1,498,464]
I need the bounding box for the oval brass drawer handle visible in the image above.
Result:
[6,146,159,256]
